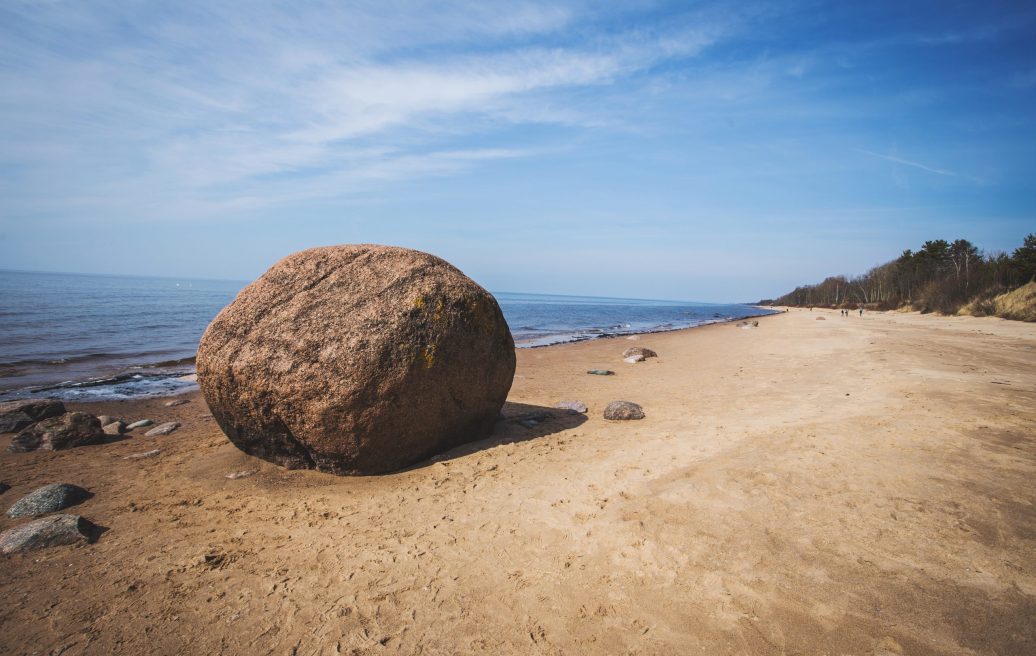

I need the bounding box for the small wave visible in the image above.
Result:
[0,370,199,402]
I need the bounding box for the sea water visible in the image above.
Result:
[0,270,773,401]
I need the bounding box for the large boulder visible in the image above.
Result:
[8,412,105,452]
[0,399,66,433]
[197,245,516,475]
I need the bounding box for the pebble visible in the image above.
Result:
[0,514,99,554]
[603,400,645,420]
[554,400,588,413]
[6,483,90,518]
[103,421,126,436]
[123,449,161,460]
[125,419,153,430]
[145,422,181,437]
[164,399,189,407]
[622,347,657,359]
[587,369,615,376]
[226,470,257,480]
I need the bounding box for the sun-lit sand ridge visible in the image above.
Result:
[1,308,1034,654]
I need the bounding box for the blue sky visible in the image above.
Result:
[1,1,1033,301]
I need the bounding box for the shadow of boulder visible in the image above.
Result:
[405,401,588,470]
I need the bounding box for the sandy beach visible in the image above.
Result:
[1,308,1034,655]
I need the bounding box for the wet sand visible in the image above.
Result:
[1,308,1034,655]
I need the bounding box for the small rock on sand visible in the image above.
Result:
[554,400,588,413]
[622,347,657,359]
[125,419,153,430]
[6,483,90,518]
[226,470,257,480]
[0,514,99,554]
[603,401,645,420]
[103,421,126,436]
[587,369,615,376]
[145,422,180,437]
[123,449,161,460]
[164,399,189,407]
[624,355,645,364]
[0,399,66,433]
[816,316,826,320]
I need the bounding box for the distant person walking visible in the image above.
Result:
[859,308,863,317]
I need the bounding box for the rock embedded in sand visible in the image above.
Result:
[554,400,588,414]
[603,401,645,420]
[125,419,153,430]
[0,399,66,433]
[587,369,615,376]
[816,316,826,321]
[624,355,645,364]
[196,244,516,476]
[6,483,90,518]
[164,399,189,407]
[145,422,180,436]
[8,412,105,452]
[0,514,99,554]
[622,347,657,359]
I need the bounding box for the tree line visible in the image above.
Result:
[761,233,1036,314]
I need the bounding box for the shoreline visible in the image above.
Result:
[0,308,780,402]
[2,308,1034,654]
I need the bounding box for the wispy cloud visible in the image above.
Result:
[0,1,730,221]
[856,149,960,177]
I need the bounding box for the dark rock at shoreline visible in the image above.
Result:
[0,514,100,554]
[8,412,105,452]
[196,244,516,476]
[603,401,645,420]
[0,399,66,433]
[622,347,657,359]
[145,422,180,436]
[6,483,90,518]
